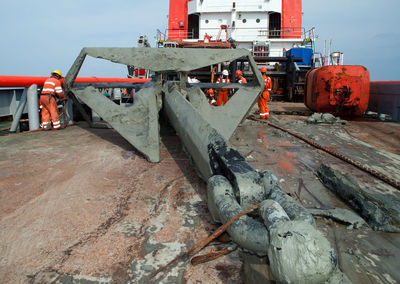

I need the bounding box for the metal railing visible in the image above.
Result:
[161,27,307,42]
[258,27,304,39]
[164,29,195,40]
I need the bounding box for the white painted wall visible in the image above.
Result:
[189,0,281,14]
[188,0,304,55]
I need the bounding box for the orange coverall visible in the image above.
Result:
[237,75,247,84]
[216,77,231,106]
[40,76,66,129]
[258,74,272,119]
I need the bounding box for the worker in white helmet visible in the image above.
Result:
[40,70,67,130]
[216,69,231,106]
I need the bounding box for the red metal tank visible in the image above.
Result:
[304,66,370,116]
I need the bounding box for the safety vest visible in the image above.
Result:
[216,77,231,95]
[42,77,64,97]
[263,75,272,92]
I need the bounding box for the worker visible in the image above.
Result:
[40,70,67,130]
[258,67,272,119]
[235,70,247,84]
[216,69,231,106]
[206,88,217,106]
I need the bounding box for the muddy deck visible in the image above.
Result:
[0,102,399,283]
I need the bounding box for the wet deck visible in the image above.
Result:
[0,102,399,283]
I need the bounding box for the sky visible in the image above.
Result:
[0,0,399,81]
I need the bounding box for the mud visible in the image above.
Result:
[0,126,244,283]
[268,220,341,284]
[308,207,367,229]
[259,199,290,229]
[188,85,262,140]
[306,113,347,124]
[207,175,269,256]
[72,86,161,162]
[65,47,264,168]
[230,103,400,282]
[263,170,316,226]
[318,164,400,232]
[74,47,251,73]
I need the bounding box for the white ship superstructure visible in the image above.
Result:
[167,0,306,56]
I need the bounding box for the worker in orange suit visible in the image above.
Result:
[258,67,272,119]
[40,70,67,130]
[204,33,211,43]
[216,69,231,106]
[235,70,247,84]
[206,88,217,106]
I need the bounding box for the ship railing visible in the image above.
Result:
[258,27,305,39]
[162,27,309,42]
[164,29,195,40]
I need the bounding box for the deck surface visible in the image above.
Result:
[0,102,399,283]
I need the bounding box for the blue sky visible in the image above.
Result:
[0,0,399,80]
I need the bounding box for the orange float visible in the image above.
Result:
[304,65,370,116]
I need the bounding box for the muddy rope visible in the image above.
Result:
[248,115,400,190]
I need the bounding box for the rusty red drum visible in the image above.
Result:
[304,65,370,116]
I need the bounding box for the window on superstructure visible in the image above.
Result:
[242,19,247,23]
[256,18,260,23]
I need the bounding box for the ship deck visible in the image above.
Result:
[0,102,399,283]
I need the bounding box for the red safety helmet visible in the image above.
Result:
[235,70,242,77]
[260,67,267,73]
[207,88,214,95]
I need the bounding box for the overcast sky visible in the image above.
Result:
[0,0,399,81]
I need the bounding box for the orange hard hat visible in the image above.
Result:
[235,70,242,77]
[260,67,267,73]
[207,88,214,95]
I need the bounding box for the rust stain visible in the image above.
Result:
[278,140,293,147]
[257,131,268,150]
[284,151,295,159]
[277,159,294,174]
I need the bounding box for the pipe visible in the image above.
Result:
[207,175,269,256]
[0,76,150,88]
[10,88,28,132]
[27,84,40,130]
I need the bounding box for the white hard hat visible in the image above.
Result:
[222,69,229,76]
